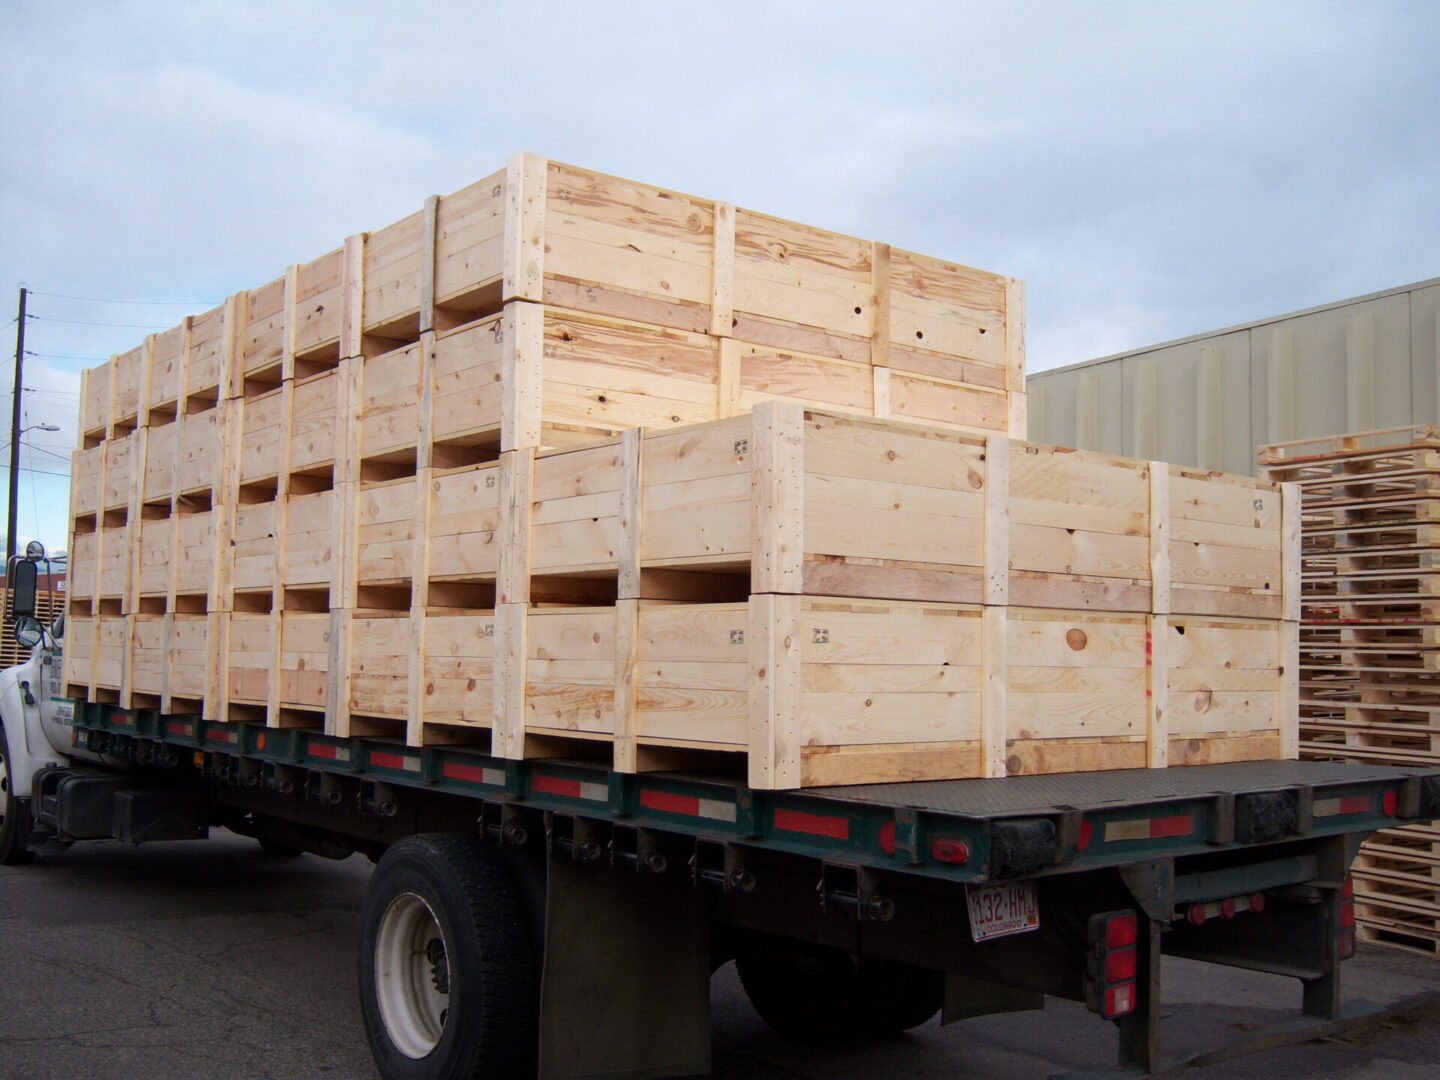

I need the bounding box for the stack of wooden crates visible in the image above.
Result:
[1261,426,1440,955]
[65,154,1298,789]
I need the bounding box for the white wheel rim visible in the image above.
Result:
[375,892,450,1059]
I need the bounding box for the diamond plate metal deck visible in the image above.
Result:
[810,761,1427,817]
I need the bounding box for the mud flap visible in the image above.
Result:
[539,856,710,1080]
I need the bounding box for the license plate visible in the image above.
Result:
[966,882,1040,941]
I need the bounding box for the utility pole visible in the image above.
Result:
[7,285,28,566]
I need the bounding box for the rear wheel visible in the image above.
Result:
[736,935,943,1042]
[358,834,536,1080]
[0,719,37,866]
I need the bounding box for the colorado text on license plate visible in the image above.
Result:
[965,882,1040,941]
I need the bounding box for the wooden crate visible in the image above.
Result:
[505,597,1291,788]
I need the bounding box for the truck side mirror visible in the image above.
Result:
[14,614,43,649]
[8,557,38,620]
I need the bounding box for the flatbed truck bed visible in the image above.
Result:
[5,696,1427,1080]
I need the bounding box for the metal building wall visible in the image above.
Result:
[1028,277,1440,477]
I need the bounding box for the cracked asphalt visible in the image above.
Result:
[3,833,1439,1079]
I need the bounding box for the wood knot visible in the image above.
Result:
[1065,629,1088,651]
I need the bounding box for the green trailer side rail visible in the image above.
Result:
[71,701,1440,885]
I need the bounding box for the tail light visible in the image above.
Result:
[1086,910,1140,1020]
[1338,874,1357,959]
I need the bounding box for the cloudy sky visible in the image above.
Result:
[2,0,1436,550]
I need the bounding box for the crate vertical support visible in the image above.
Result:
[418,194,438,336]
[709,200,735,340]
[159,317,194,715]
[501,300,544,452]
[717,338,742,419]
[1147,462,1171,769]
[265,265,300,727]
[494,601,528,760]
[497,448,535,607]
[503,152,547,304]
[984,435,1011,607]
[1005,277,1027,438]
[872,366,891,420]
[327,234,366,736]
[613,427,644,772]
[981,605,1008,779]
[1280,481,1303,759]
[749,592,801,790]
[405,328,437,747]
[869,240,892,365]
[750,401,805,596]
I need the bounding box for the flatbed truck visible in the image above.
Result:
[3,547,1437,1080]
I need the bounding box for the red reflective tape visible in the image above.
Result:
[774,808,850,840]
[1149,815,1193,838]
[311,744,341,760]
[641,790,701,816]
[1339,795,1371,815]
[533,775,582,798]
[370,751,411,771]
[110,711,133,726]
[165,721,190,735]
[443,762,488,783]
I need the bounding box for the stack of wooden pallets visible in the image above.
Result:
[1261,425,1440,956]
[64,154,1298,790]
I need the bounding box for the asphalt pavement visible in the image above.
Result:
[2,833,1438,1080]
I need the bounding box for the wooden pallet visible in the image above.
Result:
[1261,425,1440,956]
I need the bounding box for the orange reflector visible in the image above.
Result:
[1382,789,1398,816]
[193,751,205,766]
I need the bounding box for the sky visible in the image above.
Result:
[1,0,1436,551]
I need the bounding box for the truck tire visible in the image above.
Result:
[0,719,37,865]
[358,834,535,1080]
[735,935,942,1042]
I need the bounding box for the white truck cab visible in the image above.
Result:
[0,542,94,862]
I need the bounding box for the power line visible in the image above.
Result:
[26,351,107,363]
[25,289,219,307]
[29,315,169,330]
[0,464,69,479]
